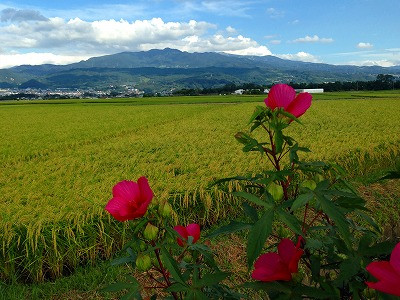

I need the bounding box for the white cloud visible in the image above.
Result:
[357,42,373,49]
[226,26,237,34]
[0,16,273,67]
[223,46,271,56]
[277,51,321,63]
[346,60,397,67]
[1,8,48,22]
[0,53,91,68]
[292,35,333,43]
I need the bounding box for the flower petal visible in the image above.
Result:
[252,253,291,282]
[186,223,201,243]
[264,84,296,110]
[366,261,400,285]
[137,176,154,203]
[366,280,400,297]
[278,239,296,265]
[286,92,312,118]
[105,197,132,222]
[173,225,188,247]
[390,242,400,275]
[112,180,140,202]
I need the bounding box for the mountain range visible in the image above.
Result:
[1,48,399,92]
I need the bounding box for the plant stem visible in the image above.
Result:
[151,241,179,300]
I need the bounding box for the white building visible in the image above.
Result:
[295,88,324,93]
[233,89,245,95]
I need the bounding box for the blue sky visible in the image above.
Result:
[0,0,399,68]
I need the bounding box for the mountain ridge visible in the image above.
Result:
[1,48,399,92]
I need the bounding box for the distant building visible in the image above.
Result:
[263,89,270,94]
[233,89,245,95]
[295,88,324,93]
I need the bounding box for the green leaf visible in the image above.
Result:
[274,129,284,153]
[360,240,395,257]
[160,245,187,286]
[277,209,303,236]
[357,211,380,233]
[294,285,332,299]
[247,210,274,268]
[315,192,351,246]
[206,221,252,238]
[334,257,361,285]
[378,170,400,181]
[166,283,190,292]
[111,253,136,266]
[243,202,259,222]
[196,272,230,287]
[234,191,273,208]
[278,110,302,124]
[248,106,266,124]
[186,289,209,300]
[291,192,313,211]
[305,238,323,250]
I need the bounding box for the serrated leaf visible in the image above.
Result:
[243,202,259,222]
[111,255,136,266]
[291,192,313,211]
[196,272,230,287]
[206,221,252,238]
[274,129,284,153]
[247,210,274,268]
[277,209,303,236]
[234,191,273,208]
[166,283,190,292]
[315,192,351,246]
[161,246,187,286]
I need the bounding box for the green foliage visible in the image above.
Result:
[0,93,400,282]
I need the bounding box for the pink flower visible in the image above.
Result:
[105,177,154,222]
[264,84,312,118]
[173,223,201,247]
[252,238,304,282]
[366,242,400,297]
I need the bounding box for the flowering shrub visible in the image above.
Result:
[104,84,397,299]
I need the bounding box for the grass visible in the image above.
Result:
[0,91,400,283]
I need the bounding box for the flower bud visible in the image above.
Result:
[183,253,193,263]
[159,202,173,217]
[301,180,317,190]
[143,223,159,241]
[267,182,284,201]
[136,254,152,271]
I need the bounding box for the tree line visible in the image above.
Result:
[172,74,400,96]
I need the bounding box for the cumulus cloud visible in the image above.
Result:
[0,16,272,67]
[1,8,48,22]
[357,42,373,49]
[226,26,237,33]
[277,52,321,63]
[0,53,91,68]
[292,35,333,43]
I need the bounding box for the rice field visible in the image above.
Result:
[1,91,400,282]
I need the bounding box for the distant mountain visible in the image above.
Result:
[0,48,399,92]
